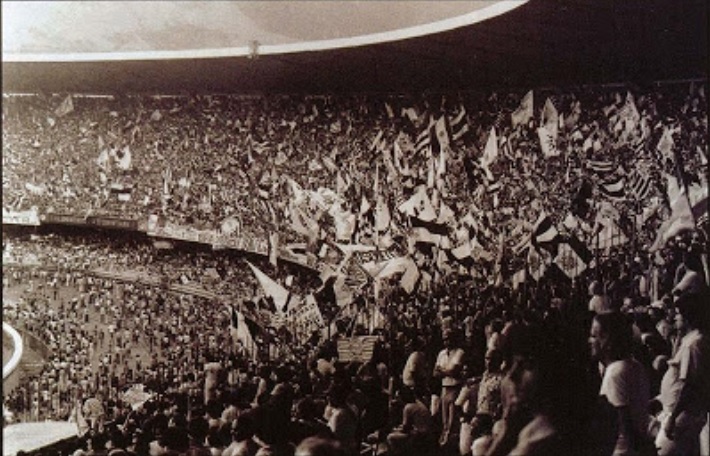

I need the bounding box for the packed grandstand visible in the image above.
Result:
[2,2,709,456]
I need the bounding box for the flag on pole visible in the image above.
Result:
[532,212,559,245]
[527,245,549,281]
[117,146,132,170]
[541,98,559,137]
[230,306,256,359]
[628,169,653,200]
[587,159,616,175]
[657,127,675,162]
[599,177,626,200]
[511,90,533,127]
[450,105,469,142]
[246,262,290,313]
[269,232,279,267]
[481,126,498,167]
[54,95,74,117]
[538,125,559,157]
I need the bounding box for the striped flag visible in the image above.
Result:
[415,117,435,155]
[600,177,626,200]
[450,105,470,142]
[587,160,616,175]
[628,170,653,200]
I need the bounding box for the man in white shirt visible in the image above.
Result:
[654,292,710,456]
[434,329,465,446]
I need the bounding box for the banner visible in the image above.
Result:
[337,336,379,363]
[2,208,40,226]
[42,213,89,226]
[88,216,138,231]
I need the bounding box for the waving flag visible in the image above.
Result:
[532,212,559,245]
[527,245,549,281]
[449,105,469,142]
[600,177,626,200]
[433,115,450,153]
[554,242,588,279]
[481,126,498,167]
[54,95,74,117]
[628,169,653,200]
[116,146,132,170]
[587,159,615,175]
[541,98,559,137]
[657,127,675,162]
[538,125,559,157]
[247,262,290,312]
[511,90,533,127]
[230,306,256,359]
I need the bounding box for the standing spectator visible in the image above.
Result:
[590,312,652,455]
[434,329,465,446]
[654,292,710,456]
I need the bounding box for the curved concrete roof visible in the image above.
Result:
[3,1,523,60]
[2,0,707,94]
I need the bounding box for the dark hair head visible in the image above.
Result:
[593,312,634,360]
[676,291,710,330]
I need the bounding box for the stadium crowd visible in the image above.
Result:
[2,80,709,456]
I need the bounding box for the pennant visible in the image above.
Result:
[541,98,559,138]
[511,90,533,127]
[54,95,74,117]
[617,92,640,138]
[246,262,290,312]
[481,127,498,167]
[385,102,395,119]
[537,125,559,157]
[359,195,371,216]
[433,115,450,153]
[117,146,132,170]
[375,195,391,232]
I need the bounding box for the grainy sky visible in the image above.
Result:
[3,1,492,54]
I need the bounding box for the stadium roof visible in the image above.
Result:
[2,0,707,95]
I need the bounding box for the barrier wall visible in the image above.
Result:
[3,322,25,393]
